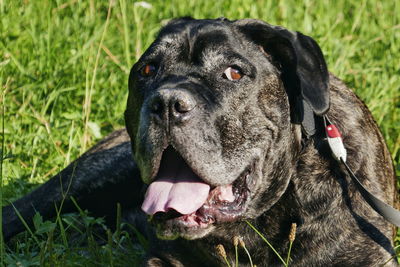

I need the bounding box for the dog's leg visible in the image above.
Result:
[2,129,142,241]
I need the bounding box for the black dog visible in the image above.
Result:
[3,18,398,266]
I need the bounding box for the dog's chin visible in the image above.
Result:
[147,152,257,240]
[154,219,216,240]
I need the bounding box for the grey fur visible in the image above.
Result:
[3,18,397,266]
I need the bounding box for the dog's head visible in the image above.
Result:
[125,18,329,240]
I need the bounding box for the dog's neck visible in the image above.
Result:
[233,136,337,265]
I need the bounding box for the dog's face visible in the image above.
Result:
[125,18,329,240]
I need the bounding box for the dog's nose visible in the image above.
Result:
[150,90,196,124]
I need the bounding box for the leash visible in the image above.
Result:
[323,115,400,227]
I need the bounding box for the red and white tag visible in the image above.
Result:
[326,124,347,162]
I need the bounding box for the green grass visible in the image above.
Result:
[0,0,399,265]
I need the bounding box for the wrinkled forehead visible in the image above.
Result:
[140,19,246,64]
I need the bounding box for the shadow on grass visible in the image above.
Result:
[1,185,146,266]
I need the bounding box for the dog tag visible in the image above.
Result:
[325,124,347,162]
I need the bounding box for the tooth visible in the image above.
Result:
[218,185,235,202]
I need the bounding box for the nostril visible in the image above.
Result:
[174,100,189,113]
[173,98,195,114]
[150,97,163,114]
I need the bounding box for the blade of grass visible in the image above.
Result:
[119,0,131,68]
[286,223,297,266]
[10,203,40,246]
[245,220,287,266]
[83,0,114,151]
[0,77,10,267]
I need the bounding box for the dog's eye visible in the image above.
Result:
[139,63,157,77]
[222,66,243,81]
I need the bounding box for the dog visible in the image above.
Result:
[3,17,398,266]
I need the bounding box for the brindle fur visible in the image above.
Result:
[3,18,397,266]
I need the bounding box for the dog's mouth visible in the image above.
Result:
[141,146,253,230]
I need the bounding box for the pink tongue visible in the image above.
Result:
[141,175,210,215]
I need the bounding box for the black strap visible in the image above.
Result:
[322,115,400,227]
[340,158,400,227]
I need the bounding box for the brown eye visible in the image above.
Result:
[223,66,243,81]
[140,63,157,77]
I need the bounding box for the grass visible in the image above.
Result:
[0,0,399,265]
[217,222,297,267]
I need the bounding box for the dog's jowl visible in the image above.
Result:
[3,18,398,266]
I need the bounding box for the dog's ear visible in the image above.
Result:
[235,19,330,133]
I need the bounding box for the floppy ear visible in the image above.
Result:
[234,19,330,135]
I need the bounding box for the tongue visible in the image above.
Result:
[141,147,210,215]
[141,176,210,215]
